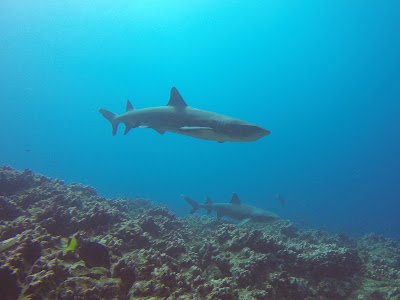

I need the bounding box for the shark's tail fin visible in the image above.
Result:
[181,195,200,214]
[98,108,118,135]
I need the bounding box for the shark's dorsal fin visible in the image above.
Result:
[230,192,241,205]
[167,87,187,107]
[126,100,134,112]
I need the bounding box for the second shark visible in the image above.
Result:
[182,193,279,226]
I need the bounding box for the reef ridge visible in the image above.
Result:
[0,166,399,299]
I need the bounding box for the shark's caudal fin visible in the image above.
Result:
[98,108,118,135]
[181,195,200,214]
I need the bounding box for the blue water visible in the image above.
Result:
[1,1,399,240]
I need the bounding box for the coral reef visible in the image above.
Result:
[0,165,399,299]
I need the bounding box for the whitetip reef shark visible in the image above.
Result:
[182,193,279,226]
[98,87,270,143]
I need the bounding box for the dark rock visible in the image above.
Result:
[0,196,21,221]
[78,242,111,268]
[0,267,21,300]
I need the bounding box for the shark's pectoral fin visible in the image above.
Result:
[153,128,165,135]
[179,126,213,132]
[238,218,252,227]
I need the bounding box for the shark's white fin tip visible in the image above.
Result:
[179,126,213,132]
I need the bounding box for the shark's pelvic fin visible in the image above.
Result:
[138,125,164,135]
[238,218,251,227]
[123,126,131,135]
[204,197,212,214]
[98,108,118,135]
[167,87,187,107]
[153,128,165,135]
[230,192,241,205]
[126,100,134,112]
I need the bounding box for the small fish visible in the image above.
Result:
[276,194,285,206]
[64,236,78,253]
[23,149,31,152]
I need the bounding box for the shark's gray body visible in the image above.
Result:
[182,193,279,226]
[98,87,270,143]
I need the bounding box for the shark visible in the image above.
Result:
[98,87,270,143]
[182,193,279,226]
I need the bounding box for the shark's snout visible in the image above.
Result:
[249,126,270,141]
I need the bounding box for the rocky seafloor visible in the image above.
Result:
[0,166,399,300]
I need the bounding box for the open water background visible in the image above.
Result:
[1,1,399,239]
